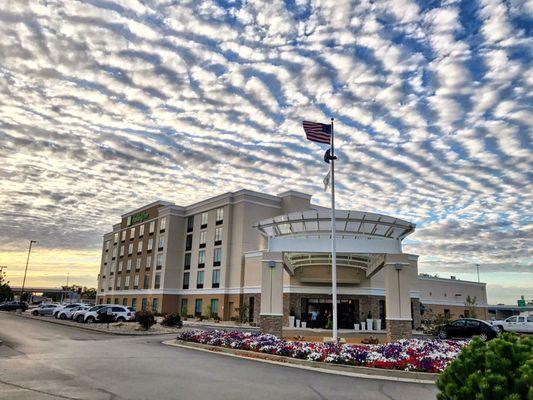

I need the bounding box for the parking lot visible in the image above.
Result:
[0,312,438,400]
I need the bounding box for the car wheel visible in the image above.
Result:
[32,310,38,316]
[86,316,95,324]
[59,314,67,320]
[117,317,126,322]
[77,315,84,323]
[438,330,448,339]
[479,333,488,341]
[496,325,504,333]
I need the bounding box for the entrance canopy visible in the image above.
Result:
[254,209,415,255]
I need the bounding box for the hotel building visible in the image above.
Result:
[96,189,487,336]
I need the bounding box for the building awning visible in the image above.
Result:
[254,209,415,241]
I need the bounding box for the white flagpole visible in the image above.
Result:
[330,117,338,342]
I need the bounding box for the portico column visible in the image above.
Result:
[259,251,284,337]
[383,254,418,341]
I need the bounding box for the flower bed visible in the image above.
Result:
[177,330,468,373]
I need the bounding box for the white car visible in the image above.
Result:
[492,315,533,333]
[57,305,90,320]
[84,305,136,323]
[73,305,109,323]
[53,303,84,318]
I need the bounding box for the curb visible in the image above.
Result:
[163,339,438,384]
[7,312,179,336]
[183,321,260,332]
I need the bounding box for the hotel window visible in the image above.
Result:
[184,253,191,270]
[137,241,143,254]
[187,216,194,233]
[118,261,123,272]
[212,269,220,289]
[112,247,117,259]
[154,272,161,289]
[135,258,141,271]
[149,221,155,234]
[121,230,126,242]
[126,260,132,271]
[116,276,121,290]
[201,212,208,228]
[146,255,152,270]
[128,243,133,255]
[152,298,159,312]
[185,234,193,251]
[182,272,190,289]
[119,246,124,257]
[147,238,153,252]
[141,298,147,311]
[122,298,128,306]
[114,298,119,304]
[199,231,206,248]
[210,299,219,317]
[195,299,202,317]
[131,298,137,310]
[198,250,205,268]
[213,248,221,267]
[214,227,223,246]
[124,275,130,289]
[216,208,223,225]
[114,233,119,244]
[196,270,204,289]
[139,224,145,237]
[158,234,165,250]
[160,217,166,232]
[143,274,150,289]
[156,253,163,269]
[180,299,188,315]
[130,228,135,240]
[134,274,139,289]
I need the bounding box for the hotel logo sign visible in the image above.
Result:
[127,211,149,226]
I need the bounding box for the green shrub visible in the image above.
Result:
[437,333,532,400]
[136,310,156,331]
[161,313,182,328]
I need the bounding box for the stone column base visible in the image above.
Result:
[386,319,412,341]
[260,314,283,337]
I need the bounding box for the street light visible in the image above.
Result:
[20,240,37,302]
[476,263,480,283]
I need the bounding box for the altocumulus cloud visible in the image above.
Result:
[0,1,531,299]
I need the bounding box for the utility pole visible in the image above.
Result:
[476,264,480,283]
[20,240,37,302]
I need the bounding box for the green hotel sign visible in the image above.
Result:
[127,211,149,226]
[517,299,526,307]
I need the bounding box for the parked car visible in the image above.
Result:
[57,305,91,320]
[0,301,28,311]
[73,305,108,323]
[84,306,135,323]
[31,303,60,316]
[438,318,499,341]
[52,303,84,318]
[491,315,533,333]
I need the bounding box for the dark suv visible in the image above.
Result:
[438,318,499,341]
[0,301,28,311]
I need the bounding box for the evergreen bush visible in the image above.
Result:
[161,313,182,328]
[437,333,532,400]
[136,310,156,330]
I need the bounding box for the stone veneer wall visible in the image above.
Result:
[386,320,412,341]
[260,314,283,337]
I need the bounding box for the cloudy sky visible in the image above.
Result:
[0,0,531,304]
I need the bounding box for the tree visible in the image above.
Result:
[82,287,96,299]
[0,270,13,302]
[465,295,477,318]
[437,333,532,400]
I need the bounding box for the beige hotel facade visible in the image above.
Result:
[96,189,488,335]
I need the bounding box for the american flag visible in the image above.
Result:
[303,120,332,144]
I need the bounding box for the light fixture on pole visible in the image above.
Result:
[476,263,480,283]
[20,240,37,302]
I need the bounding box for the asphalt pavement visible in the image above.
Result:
[0,312,438,400]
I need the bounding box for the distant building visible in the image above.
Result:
[96,189,487,334]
